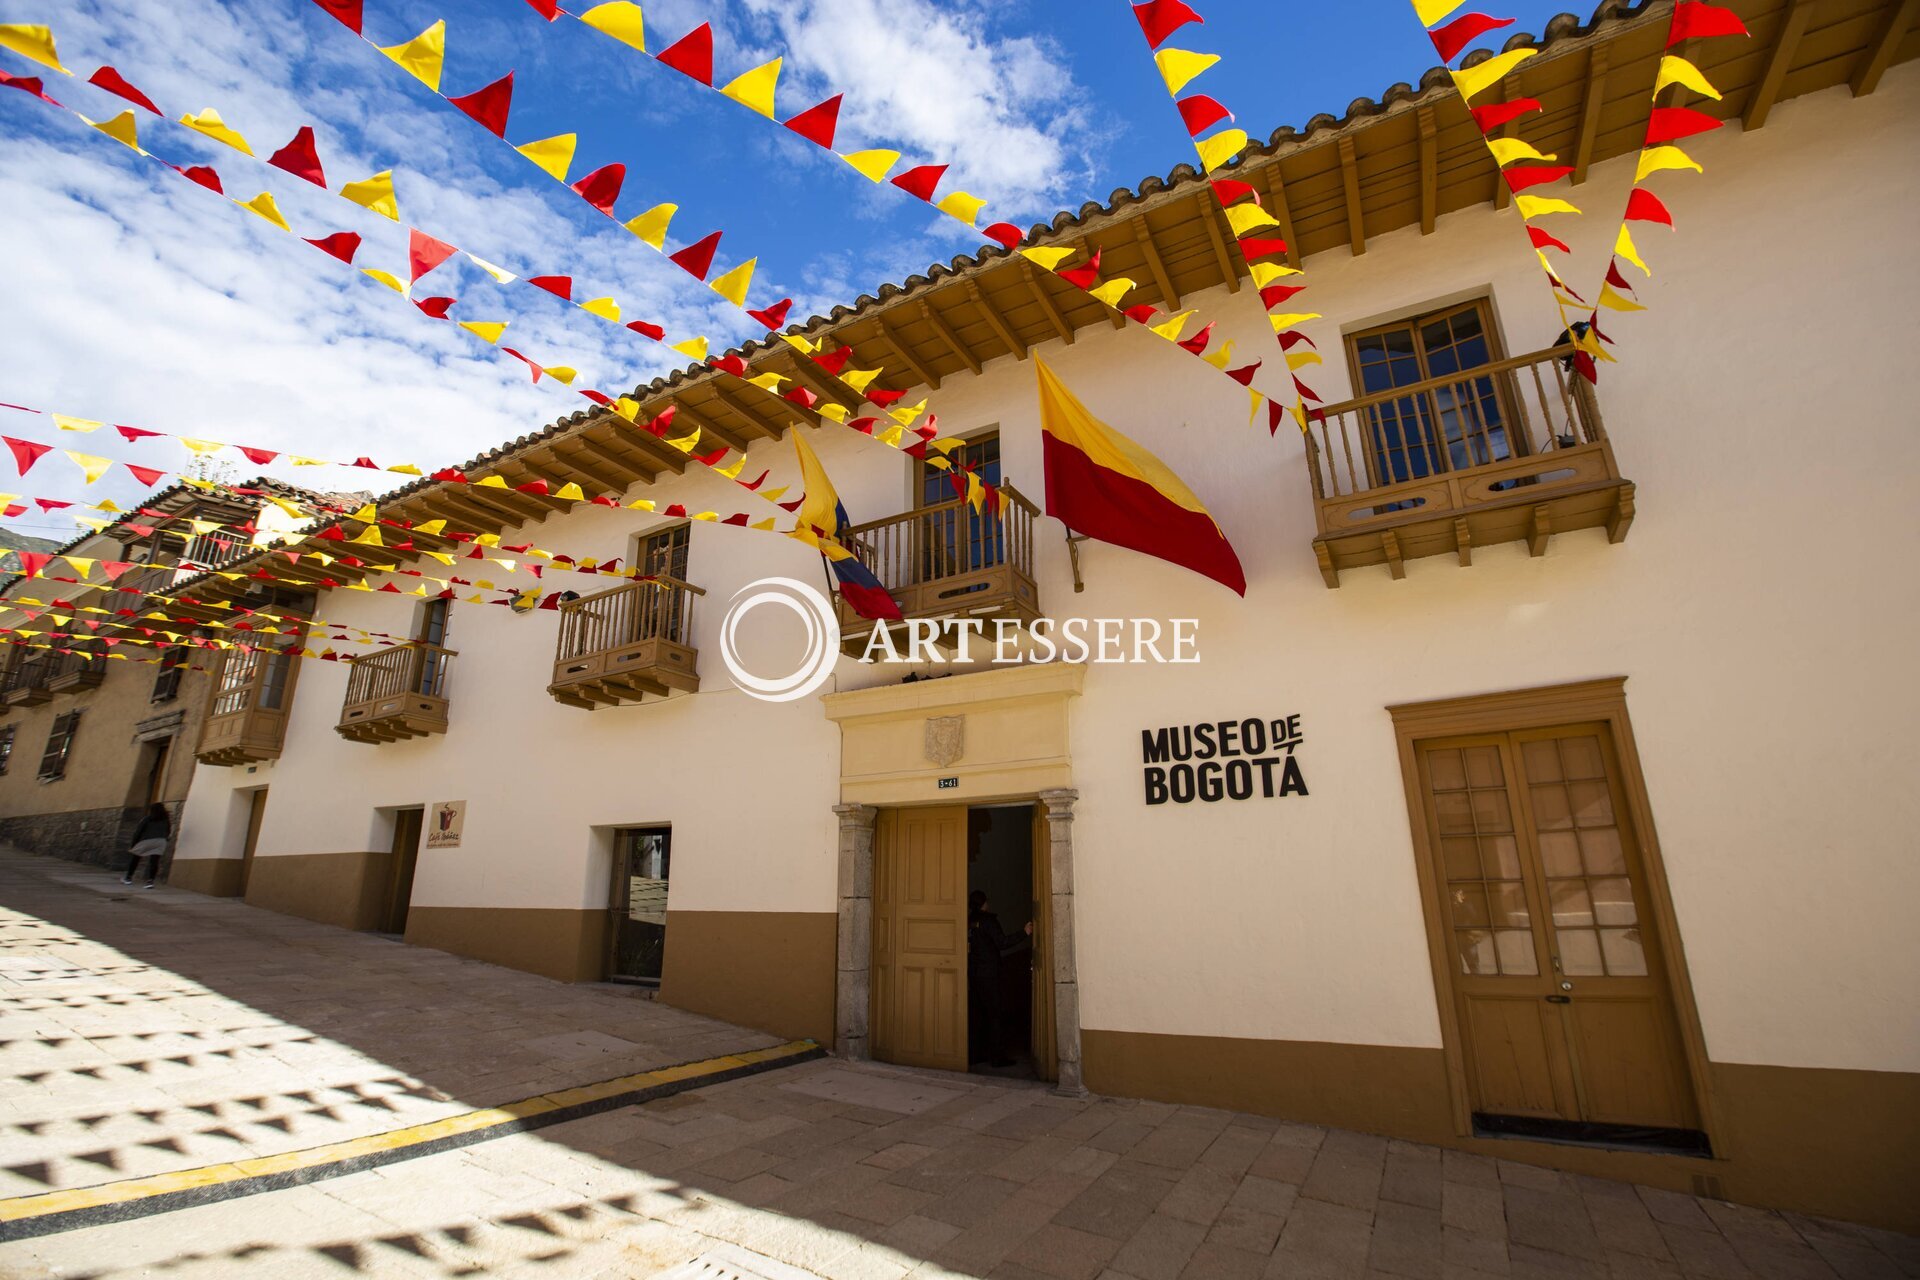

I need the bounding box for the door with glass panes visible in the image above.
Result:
[917,433,1003,580]
[1348,301,1516,487]
[607,827,670,983]
[1414,724,1700,1136]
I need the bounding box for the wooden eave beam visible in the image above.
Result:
[1257,163,1303,269]
[1021,260,1074,346]
[432,492,519,537]
[1338,136,1367,255]
[1746,0,1813,129]
[669,399,750,454]
[874,311,941,390]
[1196,197,1243,292]
[572,434,659,487]
[593,417,690,474]
[706,382,785,442]
[965,279,1026,361]
[551,441,637,495]
[1853,0,1917,96]
[1131,220,1182,309]
[919,297,982,374]
[775,352,864,416]
[464,476,551,522]
[1573,46,1611,184]
[1417,106,1439,233]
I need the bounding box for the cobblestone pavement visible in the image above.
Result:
[0,848,1912,1280]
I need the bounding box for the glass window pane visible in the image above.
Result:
[1560,736,1605,779]
[1458,930,1498,975]
[1549,880,1594,927]
[1480,835,1521,879]
[1489,882,1531,927]
[1464,747,1502,789]
[1494,931,1538,976]
[1436,792,1475,835]
[1530,785,1572,831]
[1578,828,1626,875]
[1470,790,1513,833]
[1521,741,1562,781]
[1569,780,1614,828]
[1559,929,1604,976]
[1428,749,1466,791]
[1442,837,1481,881]
[1589,877,1638,927]
[1600,928,1648,976]
[1449,885,1490,928]
[1537,831,1582,878]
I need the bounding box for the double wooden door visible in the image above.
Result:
[1414,724,1700,1134]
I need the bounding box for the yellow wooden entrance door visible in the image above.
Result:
[1416,724,1699,1132]
[872,806,968,1071]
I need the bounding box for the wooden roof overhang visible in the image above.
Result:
[148,0,1914,622]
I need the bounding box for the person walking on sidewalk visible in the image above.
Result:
[121,804,171,889]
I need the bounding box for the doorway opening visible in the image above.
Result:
[379,806,424,936]
[870,801,1055,1083]
[606,826,670,985]
[238,787,267,897]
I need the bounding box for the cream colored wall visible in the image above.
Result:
[179,69,1920,1078]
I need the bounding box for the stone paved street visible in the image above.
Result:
[0,847,1913,1280]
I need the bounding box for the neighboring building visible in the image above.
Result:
[159,2,1915,1232]
[0,478,340,868]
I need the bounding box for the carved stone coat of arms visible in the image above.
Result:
[924,716,965,768]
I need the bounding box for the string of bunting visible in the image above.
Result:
[1130,0,1323,436]
[1572,1,1748,379]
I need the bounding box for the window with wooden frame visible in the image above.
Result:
[916,431,1003,575]
[1345,299,1518,488]
[632,522,691,641]
[151,647,187,704]
[38,710,81,781]
[0,725,14,775]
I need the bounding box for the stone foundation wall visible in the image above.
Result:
[0,802,181,875]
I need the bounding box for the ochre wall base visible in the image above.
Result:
[659,910,836,1046]
[167,857,244,898]
[1082,1029,1919,1234]
[404,906,606,983]
[243,851,390,931]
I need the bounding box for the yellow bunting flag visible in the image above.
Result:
[1486,138,1557,168]
[1087,277,1137,308]
[721,58,781,118]
[1413,0,1469,24]
[578,2,646,51]
[515,134,577,180]
[554,481,586,501]
[936,191,987,226]
[179,438,223,455]
[52,415,102,433]
[1615,226,1652,277]
[1451,49,1534,103]
[1020,246,1075,271]
[0,23,67,74]
[1225,203,1280,237]
[179,108,252,154]
[1150,310,1195,341]
[663,425,701,452]
[1635,146,1701,182]
[241,191,291,231]
[544,366,578,386]
[841,149,899,182]
[840,368,882,394]
[350,525,384,547]
[62,556,96,579]
[611,396,641,422]
[816,403,849,424]
[1250,262,1301,285]
[459,320,507,343]
[1154,48,1218,95]
[1287,351,1323,371]
[1515,195,1580,219]
[1598,284,1646,312]
[89,110,141,152]
[581,297,620,320]
[340,170,400,220]
[624,202,675,247]
[361,268,408,293]
[379,20,446,92]
[710,258,757,306]
[1195,128,1248,173]
[1269,313,1321,332]
[1201,340,1235,371]
[64,451,111,484]
[746,372,785,392]
[670,336,708,362]
[1655,55,1721,101]
[466,252,515,283]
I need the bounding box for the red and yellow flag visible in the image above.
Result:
[1035,357,1245,596]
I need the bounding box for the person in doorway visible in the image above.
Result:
[121,803,171,889]
[967,890,1032,1068]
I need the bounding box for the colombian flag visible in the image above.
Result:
[1035,356,1246,595]
[791,431,905,622]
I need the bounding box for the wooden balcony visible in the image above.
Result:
[835,484,1042,652]
[197,647,301,766]
[2,654,54,706]
[549,576,703,709]
[45,648,106,693]
[336,642,455,744]
[1304,346,1634,587]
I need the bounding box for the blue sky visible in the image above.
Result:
[0,0,1591,537]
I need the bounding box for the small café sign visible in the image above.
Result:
[427,800,466,849]
[1141,715,1307,805]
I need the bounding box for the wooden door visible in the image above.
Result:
[384,808,424,935]
[1416,726,1698,1131]
[872,806,968,1071]
[239,788,267,896]
[1029,802,1057,1083]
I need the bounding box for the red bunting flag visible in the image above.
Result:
[1260,283,1307,309]
[523,0,561,18]
[1667,1,1748,45]
[1428,12,1514,63]
[891,165,948,201]
[1176,321,1214,355]
[1237,236,1288,262]
[784,386,819,409]
[1528,224,1572,253]
[238,446,279,464]
[175,164,224,193]
[311,0,363,33]
[448,71,514,137]
[305,231,361,263]
[408,228,457,281]
[529,274,573,299]
[413,296,456,319]
[1470,98,1540,133]
[1177,94,1231,136]
[0,71,57,105]
[983,223,1024,249]
[1505,164,1574,192]
[87,66,161,115]
[626,319,666,340]
[1125,303,1160,325]
[124,462,163,485]
[4,437,51,474]
[784,94,841,148]
[1210,177,1257,205]
[656,24,714,84]
[1645,106,1722,145]
[571,162,625,213]
[268,126,328,186]
[745,298,791,329]
[1132,0,1203,49]
[866,389,908,408]
[15,551,53,579]
[1224,361,1262,386]
[1057,248,1102,290]
[669,230,722,280]
[813,345,854,375]
[709,354,749,377]
[1605,261,1636,292]
[1624,187,1674,227]
[34,498,71,512]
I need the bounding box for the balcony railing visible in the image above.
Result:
[1304,345,1635,586]
[197,646,300,766]
[336,641,455,744]
[834,484,1042,649]
[2,652,55,706]
[550,575,703,709]
[45,646,106,693]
